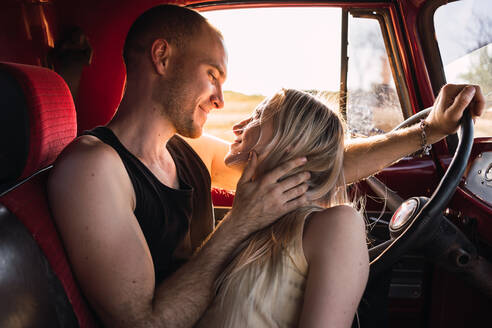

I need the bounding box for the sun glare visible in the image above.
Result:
[203,7,342,96]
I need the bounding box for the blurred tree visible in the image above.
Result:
[459,46,492,93]
[457,3,492,96]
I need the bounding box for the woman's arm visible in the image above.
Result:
[183,133,242,190]
[300,205,369,328]
[343,84,484,184]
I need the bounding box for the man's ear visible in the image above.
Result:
[151,39,171,75]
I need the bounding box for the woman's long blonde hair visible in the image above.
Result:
[215,89,347,320]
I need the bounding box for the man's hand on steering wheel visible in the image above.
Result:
[425,84,485,141]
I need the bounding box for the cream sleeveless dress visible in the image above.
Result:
[196,239,308,328]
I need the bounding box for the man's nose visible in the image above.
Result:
[210,93,224,109]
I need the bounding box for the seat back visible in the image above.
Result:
[0,202,78,327]
[0,62,98,327]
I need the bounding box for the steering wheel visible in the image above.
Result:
[367,108,476,280]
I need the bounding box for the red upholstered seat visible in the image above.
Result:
[211,187,235,207]
[0,63,76,179]
[0,62,98,327]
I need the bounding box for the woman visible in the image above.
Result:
[197,89,369,328]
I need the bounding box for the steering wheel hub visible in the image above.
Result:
[389,198,419,234]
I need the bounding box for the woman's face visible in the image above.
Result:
[224,114,274,169]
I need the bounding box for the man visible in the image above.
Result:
[48,4,485,328]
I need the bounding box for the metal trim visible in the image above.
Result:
[464,151,492,206]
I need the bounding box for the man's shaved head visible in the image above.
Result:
[123,5,217,70]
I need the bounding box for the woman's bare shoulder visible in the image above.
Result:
[306,205,363,230]
[303,205,366,263]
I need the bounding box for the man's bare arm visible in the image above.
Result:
[48,140,309,328]
[343,84,485,184]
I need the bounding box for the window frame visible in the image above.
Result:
[418,0,450,95]
[418,0,462,153]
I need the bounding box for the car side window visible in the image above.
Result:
[434,0,492,138]
[201,7,406,141]
[347,14,404,136]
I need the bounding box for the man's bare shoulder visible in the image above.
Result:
[50,134,127,179]
[54,134,119,168]
[48,134,135,212]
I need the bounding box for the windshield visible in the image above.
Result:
[202,7,405,141]
[434,0,492,137]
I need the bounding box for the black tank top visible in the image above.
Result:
[84,127,214,284]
